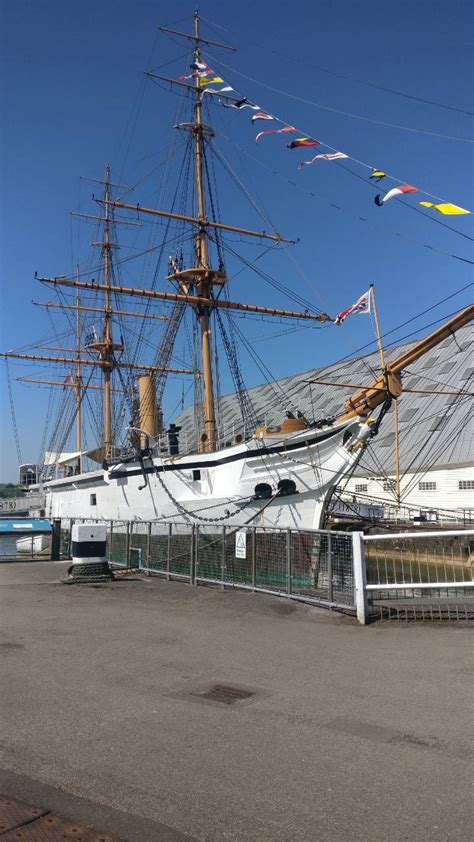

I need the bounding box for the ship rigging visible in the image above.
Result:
[1,11,472,527]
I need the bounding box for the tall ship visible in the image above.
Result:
[2,13,472,528]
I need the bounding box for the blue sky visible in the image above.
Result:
[1,0,473,481]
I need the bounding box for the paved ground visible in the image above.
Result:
[0,561,472,841]
[0,792,124,839]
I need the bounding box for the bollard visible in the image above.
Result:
[63,523,114,583]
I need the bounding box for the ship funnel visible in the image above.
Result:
[138,374,157,449]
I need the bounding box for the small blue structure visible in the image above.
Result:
[0,519,51,534]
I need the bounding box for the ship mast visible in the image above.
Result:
[4,13,332,465]
[86,164,124,459]
[103,166,112,457]
[97,165,117,458]
[193,10,216,451]
[75,266,82,473]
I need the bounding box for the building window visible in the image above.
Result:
[355,484,368,492]
[418,481,437,491]
[383,480,396,492]
[90,494,97,506]
[458,480,474,491]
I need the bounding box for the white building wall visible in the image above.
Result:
[344,464,474,513]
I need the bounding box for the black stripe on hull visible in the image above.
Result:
[45,425,345,490]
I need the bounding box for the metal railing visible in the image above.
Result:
[57,519,473,623]
[67,518,355,612]
[358,530,474,621]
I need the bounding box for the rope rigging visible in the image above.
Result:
[5,360,22,466]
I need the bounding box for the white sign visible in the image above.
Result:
[235,530,247,559]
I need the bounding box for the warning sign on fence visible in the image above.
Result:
[235,530,247,559]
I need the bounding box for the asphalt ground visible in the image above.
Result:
[0,561,472,841]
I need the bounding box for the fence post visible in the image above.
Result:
[251,527,257,590]
[126,522,131,567]
[327,531,333,605]
[190,525,197,586]
[108,520,114,563]
[352,531,368,625]
[167,524,171,580]
[50,518,61,561]
[221,526,226,589]
[286,529,292,596]
[146,522,151,573]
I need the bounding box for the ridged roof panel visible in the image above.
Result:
[176,325,473,471]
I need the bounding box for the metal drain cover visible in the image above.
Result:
[0,795,46,834]
[195,684,255,705]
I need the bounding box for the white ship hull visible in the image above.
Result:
[16,534,51,555]
[43,419,369,529]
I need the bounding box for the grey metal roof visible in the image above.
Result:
[176,325,473,473]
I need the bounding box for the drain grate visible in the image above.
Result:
[195,684,255,705]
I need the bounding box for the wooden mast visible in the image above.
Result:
[103,165,113,458]
[193,9,216,451]
[82,165,125,459]
[75,266,82,473]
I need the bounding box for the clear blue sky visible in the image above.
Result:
[1,0,473,481]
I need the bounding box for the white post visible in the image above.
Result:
[352,531,368,625]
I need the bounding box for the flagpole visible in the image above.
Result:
[369,284,385,371]
[393,399,401,506]
[370,284,401,506]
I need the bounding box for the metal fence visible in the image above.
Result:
[66,518,355,612]
[361,530,474,621]
[57,519,474,623]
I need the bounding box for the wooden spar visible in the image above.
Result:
[71,211,142,226]
[303,379,474,397]
[38,276,331,322]
[106,199,293,244]
[33,346,83,352]
[35,302,168,321]
[157,25,236,51]
[16,377,126,392]
[335,303,474,422]
[80,175,131,190]
[0,352,195,375]
[145,72,242,103]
